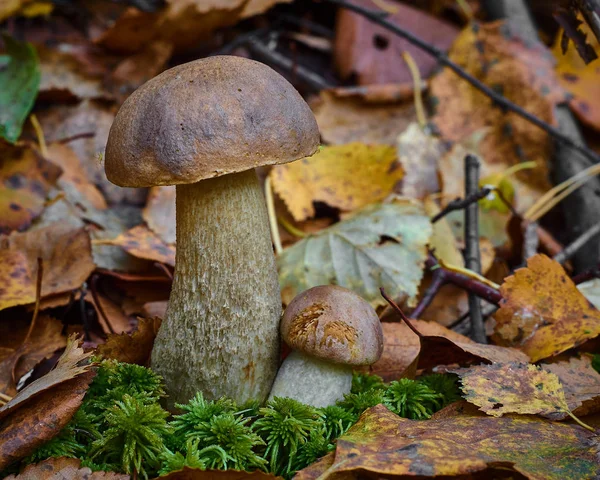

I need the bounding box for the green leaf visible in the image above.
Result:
[0,35,40,143]
[277,200,431,308]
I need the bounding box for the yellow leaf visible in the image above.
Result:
[271,143,402,222]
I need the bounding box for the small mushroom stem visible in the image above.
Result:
[267,350,353,408]
[151,169,281,409]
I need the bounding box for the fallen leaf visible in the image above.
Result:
[278,200,431,308]
[143,186,176,245]
[0,222,96,310]
[578,277,600,309]
[0,143,62,234]
[96,317,162,366]
[310,404,599,480]
[334,0,458,85]
[85,290,131,336]
[0,35,40,143]
[396,123,446,200]
[5,456,129,479]
[156,467,280,479]
[454,362,574,421]
[100,225,176,267]
[423,197,464,267]
[271,143,402,221]
[430,21,566,211]
[494,254,600,362]
[311,89,416,146]
[542,356,600,419]
[0,336,93,418]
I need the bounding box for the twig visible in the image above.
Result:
[409,268,445,319]
[464,155,486,343]
[554,222,600,265]
[431,187,491,223]
[90,275,115,335]
[57,132,95,144]
[324,0,600,166]
[571,264,600,285]
[246,36,333,90]
[575,0,600,48]
[380,288,423,337]
[154,262,173,280]
[80,282,91,342]
[216,26,274,55]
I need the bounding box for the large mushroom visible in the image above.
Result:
[268,285,383,407]
[104,56,319,408]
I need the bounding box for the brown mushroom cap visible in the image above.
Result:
[281,285,383,366]
[104,55,320,187]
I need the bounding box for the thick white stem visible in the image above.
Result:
[267,350,353,408]
[151,170,281,409]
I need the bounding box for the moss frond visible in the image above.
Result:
[171,392,237,440]
[336,388,384,417]
[319,405,357,441]
[383,379,443,419]
[351,372,385,394]
[419,373,462,406]
[158,440,207,475]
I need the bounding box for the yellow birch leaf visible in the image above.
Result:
[271,143,402,221]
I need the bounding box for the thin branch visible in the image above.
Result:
[380,288,423,337]
[575,0,600,48]
[464,154,486,343]
[554,222,600,265]
[409,268,445,319]
[571,264,600,285]
[90,275,115,335]
[431,187,491,223]
[324,0,600,166]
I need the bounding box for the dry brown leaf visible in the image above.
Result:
[541,356,600,419]
[100,225,175,267]
[334,0,458,85]
[143,186,176,245]
[96,317,162,366]
[418,284,469,327]
[494,254,600,362]
[85,291,131,336]
[311,89,415,146]
[0,143,61,234]
[0,222,96,310]
[431,21,566,212]
[303,404,599,480]
[271,143,402,221]
[6,456,129,479]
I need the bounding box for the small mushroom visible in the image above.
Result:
[104,56,319,408]
[268,285,383,408]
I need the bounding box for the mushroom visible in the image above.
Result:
[268,285,383,408]
[104,56,319,408]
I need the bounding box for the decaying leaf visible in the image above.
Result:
[0,35,40,143]
[157,467,279,479]
[334,0,458,85]
[0,222,96,310]
[311,89,416,146]
[96,317,162,366]
[143,186,176,245]
[494,254,600,362]
[278,201,431,308]
[99,225,176,267]
[0,143,61,234]
[431,21,565,211]
[5,456,129,479]
[542,356,600,419]
[307,404,599,480]
[454,362,573,419]
[271,143,402,221]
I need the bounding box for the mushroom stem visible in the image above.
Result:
[268,350,353,408]
[151,169,281,409]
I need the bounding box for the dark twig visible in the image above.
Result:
[215,26,274,55]
[554,222,600,265]
[324,0,600,166]
[380,288,423,337]
[431,187,491,224]
[464,155,487,343]
[79,282,91,342]
[409,268,445,319]
[154,262,174,281]
[571,264,600,285]
[575,0,600,48]
[57,132,95,144]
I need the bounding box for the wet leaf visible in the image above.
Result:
[454,362,575,420]
[143,186,176,245]
[155,467,280,479]
[5,456,129,479]
[334,0,458,85]
[310,404,599,480]
[542,356,600,419]
[430,22,566,211]
[494,254,600,362]
[0,222,96,310]
[311,88,416,146]
[100,225,175,267]
[278,201,431,308]
[96,317,162,366]
[0,143,61,234]
[271,143,402,221]
[0,35,40,143]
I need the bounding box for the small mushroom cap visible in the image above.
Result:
[104,55,320,187]
[281,285,383,366]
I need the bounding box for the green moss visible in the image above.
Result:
[383,379,444,419]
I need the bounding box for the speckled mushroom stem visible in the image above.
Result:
[267,350,352,408]
[151,169,281,409]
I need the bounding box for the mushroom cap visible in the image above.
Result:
[104,55,320,187]
[280,285,383,366]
